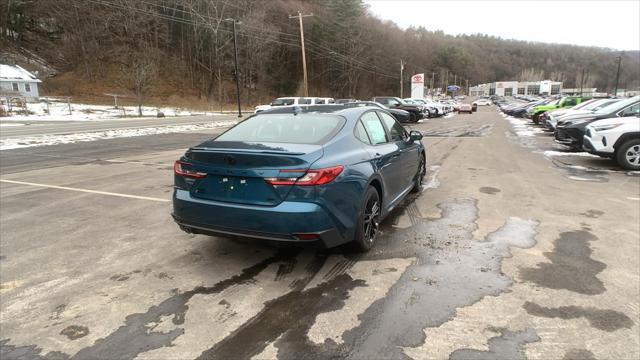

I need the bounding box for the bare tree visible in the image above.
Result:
[123,51,157,116]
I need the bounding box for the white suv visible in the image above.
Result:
[583,116,640,170]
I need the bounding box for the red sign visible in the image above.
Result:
[412,74,423,83]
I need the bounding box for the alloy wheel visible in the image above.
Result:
[626,145,640,166]
[363,198,380,245]
[417,157,426,187]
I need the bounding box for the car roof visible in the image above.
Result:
[258,104,383,119]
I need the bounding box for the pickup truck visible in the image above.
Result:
[528,96,590,124]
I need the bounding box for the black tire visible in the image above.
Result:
[532,113,540,124]
[412,154,426,193]
[409,112,418,123]
[615,139,640,170]
[352,186,381,252]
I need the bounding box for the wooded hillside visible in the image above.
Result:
[2,0,639,106]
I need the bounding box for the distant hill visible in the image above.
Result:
[2,0,638,104]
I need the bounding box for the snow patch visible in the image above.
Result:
[543,150,600,158]
[422,165,441,191]
[1,101,233,121]
[0,121,236,150]
[0,123,25,127]
[505,116,543,137]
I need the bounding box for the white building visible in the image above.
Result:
[470,80,562,97]
[0,64,41,100]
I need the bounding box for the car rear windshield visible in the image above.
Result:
[216,113,345,144]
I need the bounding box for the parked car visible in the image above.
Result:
[172,105,426,251]
[506,99,553,118]
[403,99,433,118]
[545,98,620,131]
[473,98,492,106]
[555,96,639,150]
[342,101,411,123]
[583,116,640,170]
[459,103,473,114]
[315,97,336,104]
[421,98,448,116]
[528,96,590,124]
[255,97,334,113]
[373,97,426,122]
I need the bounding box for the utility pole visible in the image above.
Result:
[454,74,457,87]
[373,66,377,96]
[465,79,469,96]
[431,72,435,96]
[399,60,404,98]
[225,18,242,118]
[289,12,313,97]
[613,54,622,97]
[579,68,585,96]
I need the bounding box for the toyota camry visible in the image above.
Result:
[172,105,426,251]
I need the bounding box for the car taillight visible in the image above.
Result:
[265,166,344,186]
[174,161,207,179]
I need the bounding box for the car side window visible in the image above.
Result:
[360,112,388,145]
[354,120,371,144]
[378,111,407,142]
[619,103,640,117]
[565,98,577,106]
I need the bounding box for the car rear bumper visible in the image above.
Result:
[172,189,347,248]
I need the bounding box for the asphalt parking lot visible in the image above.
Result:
[1,106,639,359]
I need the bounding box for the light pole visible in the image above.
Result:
[613,54,622,97]
[225,18,242,118]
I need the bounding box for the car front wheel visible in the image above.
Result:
[352,186,381,252]
[616,139,640,170]
[412,154,426,192]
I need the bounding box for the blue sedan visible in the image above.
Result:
[172,105,426,251]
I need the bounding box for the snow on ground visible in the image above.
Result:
[443,112,455,119]
[0,120,238,150]
[504,115,544,137]
[1,100,233,121]
[542,150,600,158]
[0,123,25,127]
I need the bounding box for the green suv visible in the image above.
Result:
[527,96,590,124]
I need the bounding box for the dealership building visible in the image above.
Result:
[469,80,562,97]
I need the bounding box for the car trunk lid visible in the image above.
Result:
[182,141,323,206]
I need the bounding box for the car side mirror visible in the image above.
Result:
[409,130,423,142]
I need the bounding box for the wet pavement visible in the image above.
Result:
[1,106,639,359]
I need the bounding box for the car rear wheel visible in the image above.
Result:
[616,139,640,170]
[409,112,418,123]
[352,186,381,252]
[412,154,426,193]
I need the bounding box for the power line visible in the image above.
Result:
[83,0,399,80]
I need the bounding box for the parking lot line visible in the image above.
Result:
[0,179,171,202]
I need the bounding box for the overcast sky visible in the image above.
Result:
[364,0,640,50]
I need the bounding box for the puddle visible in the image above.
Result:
[520,230,605,295]
[523,302,633,332]
[449,327,539,360]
